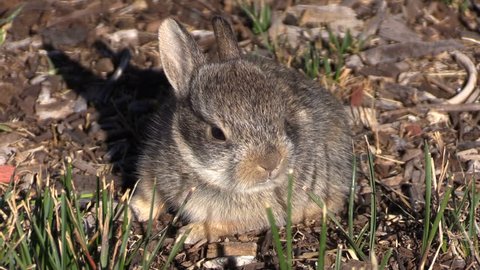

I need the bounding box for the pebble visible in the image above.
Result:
[95,58,114,74]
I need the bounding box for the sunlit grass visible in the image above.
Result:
[1,140,478,268]
[0,162,185,269]
[267,140,479,268]
[0,4,24,46]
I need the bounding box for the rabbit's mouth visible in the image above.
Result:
[236,179,275,193]
[235,163,289,191]
[256,173,283,185]
[235,144,290,187]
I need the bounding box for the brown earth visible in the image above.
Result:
[0,0,479,269]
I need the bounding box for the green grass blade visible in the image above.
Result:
[334,57,344,81]
[145,186,195,268]
[366,143,377,258]
[42,188,53,228]
[0,4,24,25]
[354,223,369,247]
[116,194,133,270]
[468,178,478,239]
[6,245,28,269]
[45,223,62,270]
[68,204,95,269]
[305,43,320,79]
[316,204,327,270]
[61,192,67,270]
[15,217,33,266]
[322,56,331,77]
[144,227,170,268]
[31,219,48,266]
[379,248,392,269]
[307,191,367,260]
[421,142,432,255]
[100,182,112,268]
[172,186,196,227]
[0,122,13,132]
[334,245,342,270]
[72,194,87,242]
[34,186,61,269]
[0,4,24,46]
[95,177,101,248]
[448,184,469,231]
[63,162,73,197]
[327,27,340,51]
[239,3,260,34]
[420,183,453,267]
[259,1,271,32]
[286,172,294,268]
[348,154,356,238]
[340,30,352,54]
[266,207,288,270]
[161,228,192,270]
[141,177,158,267]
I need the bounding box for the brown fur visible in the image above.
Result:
[130,16,353,244]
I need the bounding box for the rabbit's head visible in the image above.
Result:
[158,17,293,192]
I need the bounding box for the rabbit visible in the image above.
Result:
[130,16,353,244]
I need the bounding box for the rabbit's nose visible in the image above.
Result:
[258,150,282,177]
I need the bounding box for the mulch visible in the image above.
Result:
[0,0,479,268]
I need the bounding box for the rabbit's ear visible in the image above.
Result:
[212,16,240,61]
[158,18,205,97]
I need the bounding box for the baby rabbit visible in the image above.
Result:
[130,16,352,244]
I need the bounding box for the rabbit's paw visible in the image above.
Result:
[129,197,164,222]
[176,223,205,245]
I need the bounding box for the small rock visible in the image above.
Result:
[340,260,374,270]
[269,11,315,49]
[203,256,256,269]
[16,95,35,117]
[426,111,450,125]
[73,96,88,113]
[105,29,139,46]
[0,83,16,106]
[0,148,16,166]
[287,5,363,34]
[206,242,257,258]
[95,58,114,74]
[145,20,162,33]
[345,54,364,70]
[402,149,423,162]
[456,148,479,162]
[358,62,402,78]
[35,98,77,121]
[378,15,422,43]
[359,40,464,65]
[42,23,89,47]
[29,74,48,85]
[72,159,98,175]
[37,83,54,105]
[73,173,99,196]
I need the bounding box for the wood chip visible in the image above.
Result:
[206,242,257,258]
[359,40,463,65]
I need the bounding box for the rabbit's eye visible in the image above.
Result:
[209,126,227,141]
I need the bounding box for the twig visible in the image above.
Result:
[381,103,480,118]
[426,76,456,95]
[466,88,480,104]
[461,36,480,45]
[445,51,478,104]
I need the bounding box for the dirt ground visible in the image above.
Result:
[0,0,479,269]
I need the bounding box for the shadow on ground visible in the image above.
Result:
[44,41,171,190]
